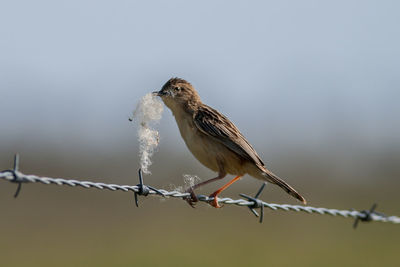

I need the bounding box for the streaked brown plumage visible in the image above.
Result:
[154,77,306,207]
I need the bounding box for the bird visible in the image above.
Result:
[153,77,306,208]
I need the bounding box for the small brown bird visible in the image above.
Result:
[154,78,306,208]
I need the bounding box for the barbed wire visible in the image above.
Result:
[1,155,399,226]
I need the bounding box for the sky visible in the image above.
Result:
[1,3,400,266]
[1,0,399,153]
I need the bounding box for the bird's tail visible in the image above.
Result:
[261,168,307,205]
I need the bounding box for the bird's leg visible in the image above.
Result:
[184,172,226,208]
[208,175,242,208]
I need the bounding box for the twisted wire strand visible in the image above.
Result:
[0,171,399,224]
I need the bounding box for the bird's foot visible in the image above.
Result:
[184,187,198,208]
[208,192,222,208]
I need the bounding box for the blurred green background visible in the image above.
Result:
[1,0,399,266]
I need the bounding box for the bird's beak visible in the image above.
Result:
[152,90,168,97]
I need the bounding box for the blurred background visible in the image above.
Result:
[1,0,399,266]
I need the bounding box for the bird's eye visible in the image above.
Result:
[175,87,181,91]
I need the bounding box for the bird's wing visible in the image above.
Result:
[193,105,264,166]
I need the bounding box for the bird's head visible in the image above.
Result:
[153,78,201,111]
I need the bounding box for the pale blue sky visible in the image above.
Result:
[1,0,399,153]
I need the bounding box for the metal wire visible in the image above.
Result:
[1,155,399,226]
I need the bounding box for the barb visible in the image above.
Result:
[0,155,399,226]
[134,168,165,207]
[240,182,267,223]
[2,154,24,198]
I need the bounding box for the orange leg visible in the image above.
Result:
[209,175,242,208]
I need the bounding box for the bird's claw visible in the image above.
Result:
[208,193,222,208]
[184,187,198,208]
[184,188,223,208]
